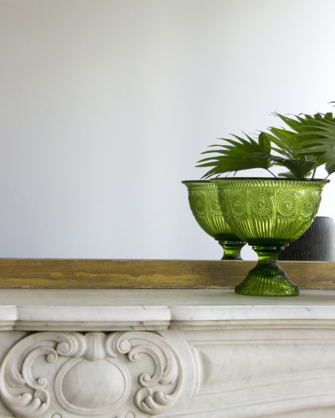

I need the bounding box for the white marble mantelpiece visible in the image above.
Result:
[1,288,335,330]
[1,289,335,418]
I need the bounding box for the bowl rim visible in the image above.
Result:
[210,177,330,184]
[181,180,211,184]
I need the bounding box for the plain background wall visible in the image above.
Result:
[0,0,335,260]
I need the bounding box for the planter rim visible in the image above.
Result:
[211,177,330,184]
[181,180,210,184]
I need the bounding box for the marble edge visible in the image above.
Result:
[2,302,335,330]
[169,305,335,321]
[0,305,172,330]
[0,305,170,321]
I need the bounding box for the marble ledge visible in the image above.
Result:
[0,288,335,331]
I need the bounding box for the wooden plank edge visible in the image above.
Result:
[0,259,334,289]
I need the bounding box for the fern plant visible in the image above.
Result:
[197,107,335,179]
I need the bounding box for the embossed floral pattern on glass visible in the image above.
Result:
[212,178,328,296]
[182,181,245,260]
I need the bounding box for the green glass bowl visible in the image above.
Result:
[182,180,245,260]
[212,178,329,296]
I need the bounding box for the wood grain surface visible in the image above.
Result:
[0,258,334,289]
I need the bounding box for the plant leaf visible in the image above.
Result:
[196,133,273,178]
[326,160,335,176]
[272,158,317,179]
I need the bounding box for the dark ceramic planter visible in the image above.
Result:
[278,216,335,261]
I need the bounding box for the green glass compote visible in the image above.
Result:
[182,180,245,260]
[212,178,329,296]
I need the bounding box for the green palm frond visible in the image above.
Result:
[196,132,273,179]
[196,104,335,179]
[293,116,335,176]
[269,112,335,157]
[270,157,318,179]
[266,111,335,178]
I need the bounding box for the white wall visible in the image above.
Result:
[0,0,335,260]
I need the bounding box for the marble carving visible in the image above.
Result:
[2,289,335,417]
[0,331,183,418]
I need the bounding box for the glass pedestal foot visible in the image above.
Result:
[235,246,299,296]
[218,240,245,260]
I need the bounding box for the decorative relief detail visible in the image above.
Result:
[208,190,222,215]
[251,191,273,218]
[189,191,206,215]
[0,332,183,418]
[230,191,247,217]
[302,191,320,217]
[217,189,229,218]
[277,191,298,218]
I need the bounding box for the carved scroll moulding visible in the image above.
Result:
[0,331,183,418]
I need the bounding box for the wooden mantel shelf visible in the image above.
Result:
[0,258,334,289]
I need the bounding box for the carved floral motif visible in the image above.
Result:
[0,331,183,418]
